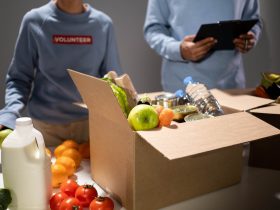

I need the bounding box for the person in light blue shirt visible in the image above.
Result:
[0,0,122,146]
[144,0,262,92]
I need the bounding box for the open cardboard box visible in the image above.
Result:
[69,70,280,210]
[212,89,280,170]
[211,89,280,170]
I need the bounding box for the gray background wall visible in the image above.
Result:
[0,0,279,108]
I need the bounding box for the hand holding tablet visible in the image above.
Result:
[193,19,259,50]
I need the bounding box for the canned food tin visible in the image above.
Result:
[154,93,178,108]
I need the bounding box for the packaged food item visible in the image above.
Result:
[184,112,213,122]
[154,93,179,108]
[171,104,198,122]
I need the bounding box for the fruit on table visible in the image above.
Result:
[0,188,12,210]
[50,191,69,210]
[61,148,82,168]
[50,179,99,210]
[78,142,90,159]
[89,196,114,210]
[0,129,12,149]
[51,163,68,188]
[56,156,76,177]
[59,197,83,210]
[75,184,98,207]
[62,139,80,150]
[60,179,79,197]
[51,140,90,185]
[128,104,159,131]
[54,144,68,158]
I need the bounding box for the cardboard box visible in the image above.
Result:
[249,104,280,170]
[69,70,280,210]
[211,89,280,170]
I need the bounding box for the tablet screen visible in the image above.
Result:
[193,19,259,50]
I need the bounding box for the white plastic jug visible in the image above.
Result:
[1,117,51,210]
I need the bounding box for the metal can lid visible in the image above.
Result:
[155,93,177,101]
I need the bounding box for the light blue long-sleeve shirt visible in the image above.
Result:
[0,1,122,129]
[144,0,262,92]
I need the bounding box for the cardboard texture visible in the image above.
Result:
[68,70,280,210]
[212,88,280,170]
[211,89,274,111]
[249,104,280,170]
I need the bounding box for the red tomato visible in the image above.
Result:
[49,191,69,210]
[60,179,79,197]
[75,184,98,207]
[89,196,114,210]
[59,197,83,210]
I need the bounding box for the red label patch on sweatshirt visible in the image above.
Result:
[53,35,93,45]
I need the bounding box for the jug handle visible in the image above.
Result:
[34,132,46,159]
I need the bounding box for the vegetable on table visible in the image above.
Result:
[0,188,12,210]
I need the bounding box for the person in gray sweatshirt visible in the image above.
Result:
[0,0,122,146]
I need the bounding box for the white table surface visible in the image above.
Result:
[1,149,280,210]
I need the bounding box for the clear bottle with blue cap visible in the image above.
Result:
[174,89,191,105]
[183,76,224,116]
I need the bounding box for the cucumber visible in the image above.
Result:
[0,188,12,210]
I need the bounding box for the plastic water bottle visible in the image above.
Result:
[1,117,51,210]
[174,89,191,105]
[183,76,224,116]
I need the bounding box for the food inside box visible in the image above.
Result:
[90,71,229,131]
[68,69,280,210]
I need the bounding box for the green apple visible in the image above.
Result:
[128,104,159,131]
[0,129,13,148]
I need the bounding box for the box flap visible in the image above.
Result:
[250,103,280,114]
[211,89,274,111]
[68,69,131,130]
[137,112,280,160]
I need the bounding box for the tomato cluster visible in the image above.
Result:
[50,179,114,210]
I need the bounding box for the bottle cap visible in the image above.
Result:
[16,117,32,126]
[174,89,184,98]
[183,76,193,85]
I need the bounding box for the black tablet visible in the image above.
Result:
[193,19,259,50]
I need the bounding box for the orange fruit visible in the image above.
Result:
[51,163,68,188]
[159,108,174,127]
[55,156,76,176]
[153,104,164,115]
[62,139,79,150]
[61,148,82,168]
[54,144,68,158]
[78,142,90,159]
